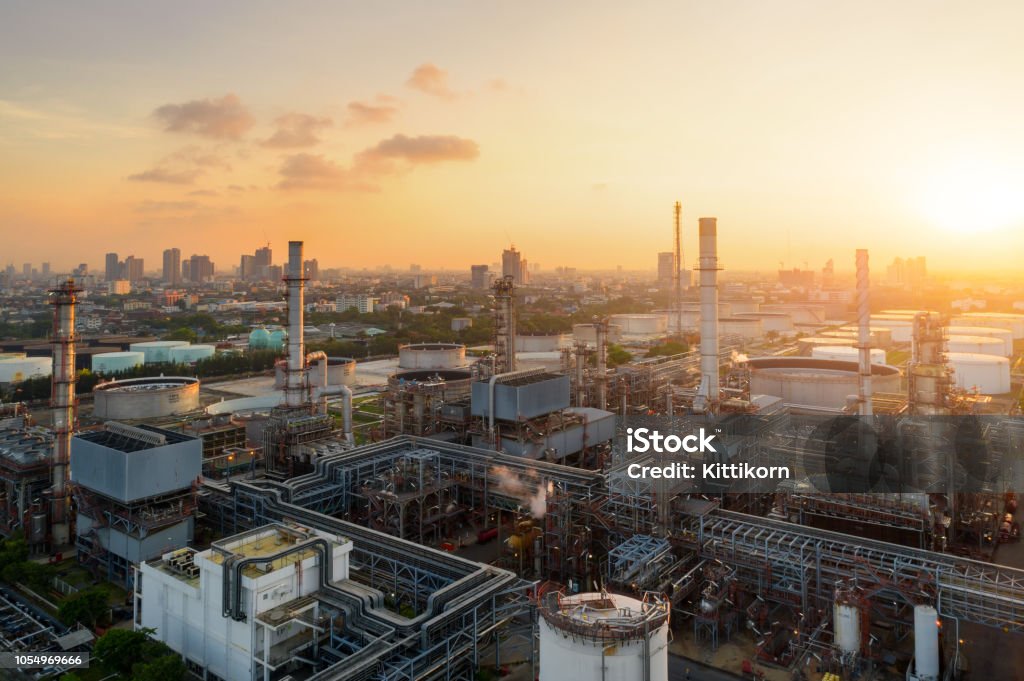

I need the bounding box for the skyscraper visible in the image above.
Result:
[163,248,182,285]
[502,245,524,284]
[123,255,144,282]
[657,252,675,286]
[470,264,490,289]
[254,245,272,279]
[105,252,120,281]
[304,259,319,281]
[186,255,215,283]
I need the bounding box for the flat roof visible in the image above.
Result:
[75,423,194,452]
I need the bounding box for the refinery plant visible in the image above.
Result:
[1,217,1024,681]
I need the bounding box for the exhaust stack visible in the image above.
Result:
[284,241,306,408]
[696,217,720,410]
[856,249,872,416]
[49,279,80,546]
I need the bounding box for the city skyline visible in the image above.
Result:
[3,1,1024,274]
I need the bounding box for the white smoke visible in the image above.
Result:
[731,350,749,363]
[492,466,550,519]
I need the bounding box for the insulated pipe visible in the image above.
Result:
[856,249,872,416]
[284,241,306,408]
[697,217,720,409]
[488,368,545,447]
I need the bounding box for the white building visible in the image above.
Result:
[136,524,352,681]
[335,294,378,314]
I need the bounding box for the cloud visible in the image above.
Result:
[261,112,333,148]
[277,153,367,191]
[345,96,399,126]
[356,134,479,170]
[187,189,219,197]
[127,145,231,185]
[406,64,458,100]
[153,94,255,139]
[134,200,201,213]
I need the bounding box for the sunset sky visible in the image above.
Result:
[2,1,1024,274]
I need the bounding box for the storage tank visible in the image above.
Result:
[276,356,357,388]
[869,315,914,342]
[723,300,760,314]
[733,312,794,334]
[169,344,216,364]
[747,357,901,410]
[946,334,1008,357]
[29,512,47,544]
[946,353,1011,394]
[93,376,201,419]
[573,323,623,346]
[955,312,1024,339]
[129,340,190,364]
[718,316,763,340]
[798,336,862,355]
[0,356,51,383]
[515,334,571,352]
[248,327,271,349]
[910,604,940,681]
[609,313,668,336]
[268,329,287,350]
[398,343,467,370]
[539,591,669,681]
[833,601,861,656]
[838,325,893,347]
[811,345,886,365]
[945,325,1013,355]
[92,351,146,374]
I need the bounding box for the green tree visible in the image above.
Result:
[57,587,109,628]
[646,340,689,358]
[94,627,155,675]
[606,344,633,367]
[131,653,187,681]
[165,327,198,343]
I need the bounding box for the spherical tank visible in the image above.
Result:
[92,351,145,374]
[539,592,669,681]
[811,346,886,364]
[268,329,287,350]
[398,343,466,370]
[93,376,201,419]
[945,326,1013,355]
[169,344,217,364]
[608,314,668,336]
[946,352,1011,394]
[747,357,901,410]
[129,340,190,364]
[248,327,271,349]
[945,335,1007,357]
[0,356,51,383]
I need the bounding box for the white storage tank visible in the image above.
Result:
[946,334,1008,357]
[0,356,51,383]
[398,343,466,370]
[169,344,217,364]
[539,591,669,681]
[870,315,914,342]
[515,334,571,352]
[733,312,794,334]
[718,316,763,340]
[276,356,357,388]
[747,357,901,410]
[910,604,940,681]
[609,313,668,336]
[811,345,886,364]
[573,323,623,346]
[946,352,1011,394]
[955,312,1024,339]
[838,326,893,347]
[93,376,201,419]
[945,326,1014,355]
[130,340,190,364]
[798,336,862,355]
[92,351,146,374]
[833,601,861,656]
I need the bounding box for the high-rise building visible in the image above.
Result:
[254,246,272,279]
[657,252,675,285]
[470,264,490,289]
[41,262,50,277]
[22,263,31,279]
[105,252,120,281]
[162,248,182,285]
[186,255,215,283]
[502,245,524,284]
[303,259,319,281]
[886,256,927,286]
[123,256,144,282]
[239,254,256,281]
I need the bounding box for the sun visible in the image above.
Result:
[916,161,1024,234]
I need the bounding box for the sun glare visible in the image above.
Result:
[917,162,1024,235]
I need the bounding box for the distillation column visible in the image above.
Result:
[284,241,307,409]
[493,275,516,374]
[595,318,608,410]
[696,217,721,410]
[49,279,80,546]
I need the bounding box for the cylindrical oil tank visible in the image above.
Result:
[733,312,794,334]
[398,343,466,369]
[945,326,1013,355]
[869,315,914,342]
[539,592,669,681]
[0,356,51,383]
[833,602,861,655]
[515,334,571,352]
[29,512,47,544]
[280,356,357,388]
[609,313,668,336]
[838,326,893,347]
[946,334,1008,357]
[798,336,861,355]
[946,352,1011,394]
[955,312,1024,339]
[760,303,827,325]
[93,376,201,419]
[248,327,271,349]
[881,309,937,318]
[92,351,145,374]
[913,604,940,681]
[573,323,623,346]
[724,300,760,314]
[169,344,216,364]
[747,357,901,409]
[811,345,886,364]
[129,340,190,363]
[718,316,763,340]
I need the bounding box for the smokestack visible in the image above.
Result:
[595,318,608,410]
[856,249,872,416]
[492,275,516,374]
[697,217,720,408]
[49,279,80,546]
[673,201,683,336]
[284,241,306,408]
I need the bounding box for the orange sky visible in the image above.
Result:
[2,1,1024,274]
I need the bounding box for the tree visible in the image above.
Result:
[131,653,187,681]
[646,340,689,358]
[606,344,633,367]
[165,327,198,343]
[94,627,155,675]
[57,587,109,628]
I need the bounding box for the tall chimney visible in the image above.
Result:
[673,201,683,336]
[595,318,608,410]
[855,249,873,416]
[49,279,80,546]
[697,217,720,408]
[284,241,306,408]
